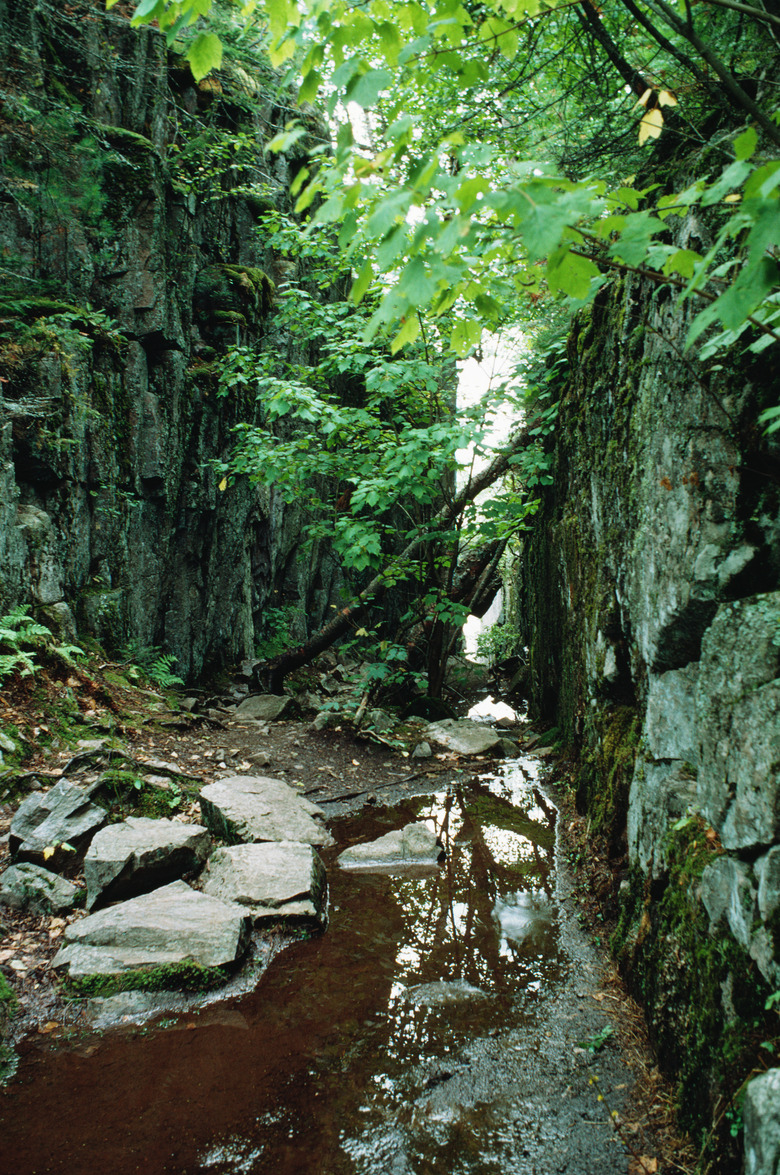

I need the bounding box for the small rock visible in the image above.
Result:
[338,822,442,870]
[412,742,433,760]
[0,731,17,754]
[425,719,503,757]
[0,863,79,914]
[498,738,520,758]
[312,711,335,732]
[179,697,200,713]
[366,709,396,734]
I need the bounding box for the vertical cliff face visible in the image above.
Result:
[0,0,341,677]
[516,268,780,1152]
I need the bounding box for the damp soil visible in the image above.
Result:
[0,754,668,1175]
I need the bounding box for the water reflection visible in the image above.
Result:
[0,765,560,1175]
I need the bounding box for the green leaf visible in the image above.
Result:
[348,68,392,109]
[662,249,700,279]
[187,32,223,82]
[547,249,599,299]
[350,259,374,304]
[734,126,758,161]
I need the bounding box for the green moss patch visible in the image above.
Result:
[577,705,640,850]
[64,960,231,999]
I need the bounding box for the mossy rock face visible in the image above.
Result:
[577,705,641,851]
[614,820,776,1168]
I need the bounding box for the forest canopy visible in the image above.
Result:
[121,0,780,373]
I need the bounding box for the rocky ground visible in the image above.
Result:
[0,653,695,1175]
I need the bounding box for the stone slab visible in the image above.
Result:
[425,719,503,757]
[696,593,780,850]
[201,841,327,924]
[235,695,293,721]
[199,775,333,847]
[53,881,249,978]
[84,816,211,909]
[744,1068,780,1175]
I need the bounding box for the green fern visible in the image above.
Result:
[119,641,184,688]
[0,606,84,683]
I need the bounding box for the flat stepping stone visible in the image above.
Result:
[338,822,442,870]
[425,719,503,756]
[52,881,250,979]
[199,775,334,847]
[84,817,212,909]
[10,779,106,869]
[0,862,80,914]
[234,695,294,721]
[201,842,327,925]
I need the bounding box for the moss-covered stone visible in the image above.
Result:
[63,960,231,999]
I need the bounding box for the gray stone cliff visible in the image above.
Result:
[515,265,780,1154]
[0,0,341,677]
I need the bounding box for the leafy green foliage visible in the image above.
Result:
[0,607,84,683]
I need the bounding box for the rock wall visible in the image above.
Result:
[0,0,341,678]
[515,269,780,1161]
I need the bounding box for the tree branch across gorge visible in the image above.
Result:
[259,427,531,693]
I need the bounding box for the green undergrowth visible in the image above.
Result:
[92,767,200,821]
[64,961,232,999]
[611,818,775,1172]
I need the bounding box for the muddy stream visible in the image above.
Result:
[0,759,638,1175]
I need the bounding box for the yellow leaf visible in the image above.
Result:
[638,108,664,146]
[355,627,369,636]
[43,846,55,861]
[724,193,742,203]
[658,90,677,108]
[633,87,653,109]
[218,477,228,491]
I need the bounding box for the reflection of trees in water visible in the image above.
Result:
[384,783,559,1062]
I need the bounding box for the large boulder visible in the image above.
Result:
[201,842,327,925]
[199,775,333,847]
[52,881,250,979]
[0,862,80,914]
[234,695,294,721]
[338,822,442,870]
[84,817,212,909]
[425,719,503,757]
[10,779,106,869]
